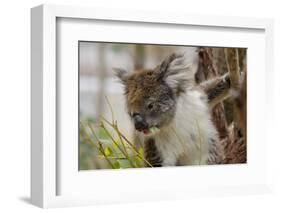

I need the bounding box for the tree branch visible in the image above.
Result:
[224,48,241,92]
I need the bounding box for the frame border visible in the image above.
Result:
[31,4,274,208]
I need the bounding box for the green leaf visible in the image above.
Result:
[113,161,120,169]
[104,147,111,157]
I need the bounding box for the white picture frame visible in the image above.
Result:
[31,4,274,208]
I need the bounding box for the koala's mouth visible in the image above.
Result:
[138,126,160,136]
[132,114,161,135]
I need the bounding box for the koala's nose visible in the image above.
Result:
[132,113,148,131]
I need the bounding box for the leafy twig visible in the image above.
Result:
[101,116,153,167]
[81,122,115,168]
[100,122,136,168]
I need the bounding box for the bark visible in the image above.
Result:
[224,48,247,139]
[196,47,229,139]
[224,48,240,91]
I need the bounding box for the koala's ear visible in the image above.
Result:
[158,53,195,94]
[113,68,128,84]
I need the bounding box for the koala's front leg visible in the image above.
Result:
[144,138,162,167]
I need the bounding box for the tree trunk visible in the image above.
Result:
[196,47,229,139]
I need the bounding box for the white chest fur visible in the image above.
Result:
[140,89,218,166]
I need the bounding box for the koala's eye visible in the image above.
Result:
[147,103,154,110]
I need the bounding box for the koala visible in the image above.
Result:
[115,53,223,167]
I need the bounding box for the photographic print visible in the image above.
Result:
[79,42,247,170]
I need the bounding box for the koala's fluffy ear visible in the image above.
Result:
[158,53,195,94]
[113,68,128,84]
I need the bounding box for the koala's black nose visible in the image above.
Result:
[132,113,148,131]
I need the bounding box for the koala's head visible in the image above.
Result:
[115,53,195,135]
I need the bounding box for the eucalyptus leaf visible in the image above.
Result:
[104,147,111,156]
